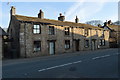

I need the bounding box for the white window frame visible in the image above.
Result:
[33,25,41,34]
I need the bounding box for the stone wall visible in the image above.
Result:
[7,16,20,58]
[0,36,2,59]
[18,22,110,58]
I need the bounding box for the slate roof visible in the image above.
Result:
[14,15,103,30]
[108,25,120,31]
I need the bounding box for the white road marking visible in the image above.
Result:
[101,55,110,58]
[73,60,82,64]
[92,57,100,60]
[38,53,113,72]
[38,69,46,72]
[92,55,110,60]
[38,60,82,72]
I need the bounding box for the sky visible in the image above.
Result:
[0,1,119,28]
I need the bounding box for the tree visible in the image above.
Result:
[113,21,120,25]
[85,20,103,26]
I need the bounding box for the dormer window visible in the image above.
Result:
[33,25,41,34]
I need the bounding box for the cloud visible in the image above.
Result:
[65,0,108,22]
[65,0,85,18]
[105,13,118,22]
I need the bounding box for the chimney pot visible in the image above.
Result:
[58,13,65,21]
[108,20,112,25]
[10,6,16,16]
[75,16,79,23]
[38,9,44,19]
[60,13,62,16]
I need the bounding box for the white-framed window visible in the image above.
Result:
[65,40,70,49]
[99,39,105,46]
[49,26,55,35]
[102,39,105,46]
[33,25,41,34]
[99,39,102,46]
[34,41,41,52]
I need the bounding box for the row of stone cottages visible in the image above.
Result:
[4,6,111,58]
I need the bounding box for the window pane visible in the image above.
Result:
[34,25,36,29]
[36,25,39,28]
[36,30,40,33]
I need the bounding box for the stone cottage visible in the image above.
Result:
[7,6,109,58]
[100,20,120,48]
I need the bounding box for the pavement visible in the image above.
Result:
[2,48,120,78]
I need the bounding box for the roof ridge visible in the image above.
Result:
[14,14,103,29]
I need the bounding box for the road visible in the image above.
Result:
[2,48,120,78]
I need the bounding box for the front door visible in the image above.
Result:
[49,41,55,55]
[75,40,79,51]
[92,40,96,50]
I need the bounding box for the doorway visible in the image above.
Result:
[92,40,96,51]
[75,40,80,51]
[49,41,55,55]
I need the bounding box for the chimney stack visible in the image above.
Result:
[38,9,44,19]
[75,16,79,23]
[98,24,101,27]
[104,20,108,26]
[108,20,112,25]
[58,13,65,21]
[10,6,16,16]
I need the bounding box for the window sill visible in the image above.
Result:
[33,51,41,53]
[100,45,105,46]
[48,34,55,35]
[33,33,41,35]
[64,35,71,37]
[65,48,70,50]
[85,46,89,48]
